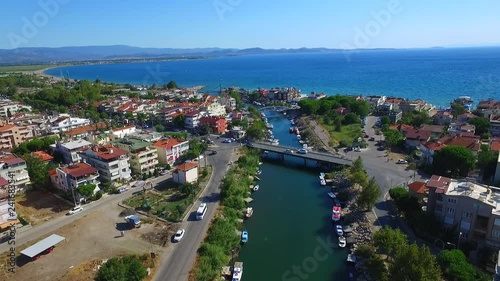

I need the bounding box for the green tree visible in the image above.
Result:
[78,183,96,198]
[166,80,178,89]
[180,182,197,197]
[432,146,476,177]
[381,116,392,126]
[24,155,55,190]
[467,117,491,136]
[477,146,499,181]
[389,244,441,281]
[342,112,359,125]
[451,103,466,118]
[95,255,147,281]
[374,227,408,259]
[355,245,389,281]
[437,250,478,281]
[383,129,404,149]
[357,177,381,210]
[401,111,432,127]
[173,114,186,128]
[154,124,165,132]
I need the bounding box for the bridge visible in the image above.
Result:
[249,142,352,166]
[258,105,300,112]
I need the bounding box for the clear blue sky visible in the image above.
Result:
[1,0,499,49]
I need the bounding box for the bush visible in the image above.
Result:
[18,214,30,226]
[94,191,103,200]
[95,255,147,281]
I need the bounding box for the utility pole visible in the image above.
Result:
[71,187,78,206]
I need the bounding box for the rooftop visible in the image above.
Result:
[426,175,452,193]
[113,137,152,151]
[153,138,188,150]
[0,153,25,166]
[408,181,427,194]
[59,162,97,178]
[60,139,92,150]
[446,181,500,215]
[89,145,128,160]
[33,151,54,162]
[176,162,198,171]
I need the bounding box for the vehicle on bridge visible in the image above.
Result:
[297,148,308,154]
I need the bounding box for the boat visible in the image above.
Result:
[289,127,295,134]
[232,262,243,281]
[298,140,305,144]
[271,139,279,146]
[320,172,325,178]
[256,170,262,175]
[241,231,248,243]
[347,253,357,263]
[253,185,259,192]
[296,134,301,140]
[338,236,346,248]
[320,178,326,186]
[266,123,274,129]
[258,162,263,165]
[328,192,336,199]
[332,206,341,222]
[245,207,253,218]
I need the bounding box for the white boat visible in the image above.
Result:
[320,178,326,186]
[328,192,336,199]
[258,162,263,165]
[256,170,262,175]
[271,139,279,146]
[245,207,253,218]
[253,185,259,192]
[320,172,325,178]
[266,124,274,129]
[232,263,243,281]
[338,236,346,248]
[347,254,357,263]
[296,134,301,140]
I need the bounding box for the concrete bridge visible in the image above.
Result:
[258,105,300,112]
[249,141,352,166]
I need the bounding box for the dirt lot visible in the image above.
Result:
[16,190,73,226]
[8,203,175,281]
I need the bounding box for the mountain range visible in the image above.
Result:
[0,45,375,65]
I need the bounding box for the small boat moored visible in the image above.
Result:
[241,231,248,243]
[320,178,326,186]
[328,192,336,199]
[338,236,346,248]
[232,262,243,281]
[253,185,260,192]
[245,207,253,218]
[256,170,262,175]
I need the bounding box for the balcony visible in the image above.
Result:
[75,173,99,184]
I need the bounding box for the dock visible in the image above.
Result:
[244,197,253,203]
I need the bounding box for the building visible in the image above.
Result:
[420,134,481,164]
[80,145,132,182]
[54,139,92,164]
[388,111,402,124]
[476,99,500,119]
[0,124,33,150]
[50,162,100,194]
[0,187,20,231]
[200,96,227,117]
[494,153,500,184]
[218,95,236,112]
[112,137,158,175]
[172,162,198,184]
[32,151,53,163]
[408,181,428,200]
[63,123,108,139]
[153,138,189,165]
[111,125,136,138]
[0,99,32,118]
[399,99,430,113]
[433,110,453,125]
[365,95,386,108]
[199,116,228,134]
[404,128,432,149]
[426,176,500,247]
[49,116,91,133]
[184,110,203,129]
[491,115,500,136]
[0,153,30,193]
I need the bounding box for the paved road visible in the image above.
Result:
[153,139,239,281]
[0,173,173,253]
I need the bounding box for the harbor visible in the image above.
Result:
[238,110,351,281]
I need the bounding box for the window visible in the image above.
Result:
[446,207,455,215]
[447,198,457,204]
[495,218,500,227]
[463,211,472,219]
[492,230,500,238]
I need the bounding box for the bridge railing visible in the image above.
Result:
[250,142,350,161]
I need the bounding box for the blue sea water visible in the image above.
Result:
[45,47,500,108]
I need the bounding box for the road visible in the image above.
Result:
[153,138,239,281]
[0,174,172,253]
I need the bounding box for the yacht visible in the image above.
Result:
[320,178,326,186]
[232,262,243,281]
[266,123,274,129]
[332,206,341,222]
[245,207,253,218]
[253,185,259,192]
[338,236,346,248]
[256,170,262,175]
[296,134,301,140]
[328,192,336,199]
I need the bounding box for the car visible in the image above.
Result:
[397,159,408,164]
[335,225,344,236]
[210,150,218,155]
[230,138,236,142]
[338,236,347,248]
[161,170,169,175]
[118,187,129,193]
[285,149,294,153]
[354,147,361,152]
[364,134,369,138]
[222,139,231,143]
[377,146,385,151]
[297,148,308,154]
[173,229,185,242]
[368,137,375,141]
[67,206,83,215]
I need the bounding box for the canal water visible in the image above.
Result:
[239,111,350,281]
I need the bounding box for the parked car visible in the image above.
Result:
[210,150,218,155]
[368,137,375,141]
[297,148,308,154]
[222,139,231,143]
[397,159,408,164]
[354,147,361,152]
[67,206,83,215]
[173,229,185,242]
[118,187,129,193]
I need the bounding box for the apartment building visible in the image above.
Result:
[112,137,158,175]
[491,115,500,136]
[49,116,91,133]
[50,162,100,193]
[0,100,32,118]
[153,138,189,165]
[80,145,132,183]
[184,110,203,129]
[0,153,31,193]
[54,139,92,164]
[199,116,228,134]
[426,175,500,248]
[0,124,33,150]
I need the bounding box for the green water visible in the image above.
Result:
[239,112,351,281]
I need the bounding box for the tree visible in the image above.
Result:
[467,117,491,136]
[154,124,165,132]
[381,116,392,126]
[437,250,477,281]
[374,227,408,259]
[432,146,476,177]
[173,114,186,128]
[180,182,197,197]
[451,103,466,118]
[166,80,178,89]
[342,113,359,125]
[477,145,499,180]
[24,155,54,190]
[383,129,404,149]
[357,177,381,210]
[389,244,441,281]
[95,255,147,281]
[401,111,431,127]
[77,183,96,198]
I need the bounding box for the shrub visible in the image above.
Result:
[94,191,103,200]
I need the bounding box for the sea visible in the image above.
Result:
[45,47,500,109]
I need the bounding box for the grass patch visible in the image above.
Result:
[0,64,61,72]
[321,120,362,146]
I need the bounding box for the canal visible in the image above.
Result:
[239,110,350,281]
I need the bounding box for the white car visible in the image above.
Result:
[173,229,185,242]
[397,159,408,164]
[67,206,83,215]
[297,148,308,154]
[285,149,294,153]
[222,139,231,143]
[335,225,344,236]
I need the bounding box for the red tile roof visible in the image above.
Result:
[64,122,107,137]
[426,175,452,193]
[405,128,432,141]
[60,163,97,177]
[91,145,128,160]
[408,181,427,194]
[0,176,8,187]
[437,134,480,152]
[177,162,198,171]
[491,140,500,152]
[0,154,25,166]
[153,138,187,150]
[33,151,54,162]
[0,125,16,132]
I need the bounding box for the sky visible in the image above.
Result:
[1,0,500,50]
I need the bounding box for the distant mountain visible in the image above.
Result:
[0,45,349,65]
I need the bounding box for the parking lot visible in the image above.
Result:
[10,202,170,281]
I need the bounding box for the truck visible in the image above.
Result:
[124,215,141,228]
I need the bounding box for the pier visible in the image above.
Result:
[248,142,352,166]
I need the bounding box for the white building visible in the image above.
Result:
[50,162,100,194]
[0,153,30,193]
[112,137,158,175]
[494,153,500,184]
[111,125,137,138]
[153,138,189,165]
[172,162,199,184]
[218,96,237,112]
[80,145,132,183]
[55,139,93,164]
[49,115,91,133]
[184,110,203,129]
[0,99,32,118]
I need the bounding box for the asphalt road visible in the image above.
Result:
[153,138,238,281]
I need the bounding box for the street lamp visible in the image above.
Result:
[458,232,463,250]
